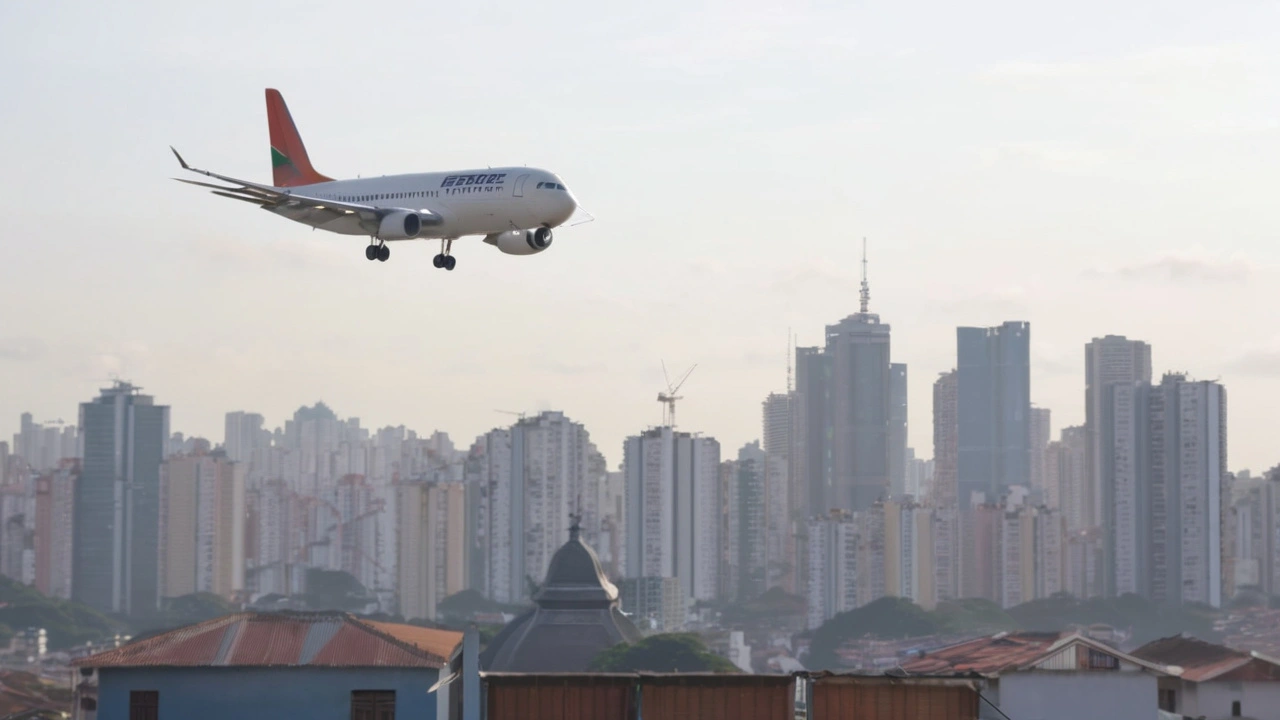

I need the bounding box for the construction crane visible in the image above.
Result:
[657,361,697,429]
[494,409,528,420]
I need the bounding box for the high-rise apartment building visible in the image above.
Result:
[1029,407,1051,495]
[623,427,720,602]
[793,347,830,518]
[1100,373,1228,606]
[34,460,76,599]
[761,392,796,593]
[884,500,935,609]
[75,381,169,615]
[1085,336,1153,529]
[398,480,470,620]
[932,371,959,508]
[159,450,246,599]
[806,510,858,630]
[890,364,909,497]
[224,411,268,465]
[733,442,768,602]
[473,412,606,604]
[956,322,1031,505]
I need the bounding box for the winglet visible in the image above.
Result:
[170,146,190,170]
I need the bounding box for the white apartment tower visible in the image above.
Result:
[623,427,721,602]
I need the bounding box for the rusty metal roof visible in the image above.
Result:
[72,611,461,669]
[1132,635,1280,682]
[900,632,1061,676]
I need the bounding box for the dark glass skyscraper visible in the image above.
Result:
[74,381,169,615]
[956,322,1031,505]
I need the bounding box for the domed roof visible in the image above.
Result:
[534,521,618,608]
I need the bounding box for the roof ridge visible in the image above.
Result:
[71,612,248,667]
[348,616,450,664]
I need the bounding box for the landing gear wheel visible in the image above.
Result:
[365,245,377,261]
[433,253,445,269]
[444,255,457,271]
[377,244,390,262]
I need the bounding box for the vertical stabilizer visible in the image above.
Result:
[265,89,332,187]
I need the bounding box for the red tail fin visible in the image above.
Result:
[266,89,332,187]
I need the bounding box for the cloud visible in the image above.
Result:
[1225,347,1280,377]
[1090,254,1252,284]
[769,266,856,294]
[0,338,46,362]
[532,360,609,377]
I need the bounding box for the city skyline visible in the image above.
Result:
[2,2,1278,472]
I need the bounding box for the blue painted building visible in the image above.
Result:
[73,611,461,720]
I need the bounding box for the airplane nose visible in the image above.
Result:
[555,192,576,224]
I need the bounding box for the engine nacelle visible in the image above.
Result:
[377,211,422,240]
[483,227,553,256]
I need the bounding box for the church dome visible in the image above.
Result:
[534,522,618,608]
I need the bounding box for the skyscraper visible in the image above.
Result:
[397,480,470,621]
[1085,336,1152,529]
[733,442,768,602]
[1100,373,1228,606]
[890,363,909,497]
[623,427,720,602]
[159,449,246,599]
[793,346,830,517]
[1029,407,1051,495]
[957,322,1031,504]
[931,371,958,509]
[75,381,169,615]
[224,411,267,465]
[761,392,796,592]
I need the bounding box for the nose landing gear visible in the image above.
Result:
[433,238,457,271]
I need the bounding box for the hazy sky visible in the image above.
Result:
[2,1,1277,472]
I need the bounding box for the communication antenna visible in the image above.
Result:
[657,361,697,429]
[859,237,870,314]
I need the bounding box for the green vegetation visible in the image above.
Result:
[131,593,240,637]
[721,587,807,626]
[805,592,1224,670]
[0,575,124,650]
[301,569,376,612]
[588,633,740,673]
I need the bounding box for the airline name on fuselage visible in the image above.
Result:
[440,173,507,188]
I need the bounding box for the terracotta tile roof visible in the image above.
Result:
[72,611,461,670]
[1132,635,1280,682]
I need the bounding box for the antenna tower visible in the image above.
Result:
[859,237,870,314]
[657,361,698,429]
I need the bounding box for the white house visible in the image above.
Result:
[1133,635,1280,720]
[902,630,1170,720]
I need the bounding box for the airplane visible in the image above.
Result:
[170,89,581,270]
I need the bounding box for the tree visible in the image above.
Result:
[588,634,740,673]
[302,569,375,612]
[806,597,943,670]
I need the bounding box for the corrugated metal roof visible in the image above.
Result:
[902,632,1168,678]
[1132,635,1280,682]
[72,611,461,669]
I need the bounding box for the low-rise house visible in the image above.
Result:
[902,631,1170,720]
[1132,635,1280,720]
[72,611,461,720]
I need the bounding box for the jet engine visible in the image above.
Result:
[483,227,553,256]
[377,211,422,240]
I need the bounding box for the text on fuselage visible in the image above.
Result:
[441,173,507,187]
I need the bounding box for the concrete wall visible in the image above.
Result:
[1183,680,1280,720]
[97,666,440,720]
[998,672,1158,720]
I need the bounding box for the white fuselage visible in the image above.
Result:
[272,166,577,240]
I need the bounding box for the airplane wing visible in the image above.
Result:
[168,147,443,232]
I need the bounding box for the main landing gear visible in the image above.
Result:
[433,238,457,271]
[365,240,390,262]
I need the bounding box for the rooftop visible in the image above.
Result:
[73,611,461,669]
[1132,635,1280,683]
[901,631,1166,678]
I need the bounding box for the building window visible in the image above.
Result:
[1159,689,1176,712]
[351,690,395,720]
[1086,649,1119,670]
[129,690,158,720]
[1233,701,1242,717]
